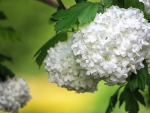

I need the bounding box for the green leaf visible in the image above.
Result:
[134,90,146,106]
[0,11,7,20]
[75,0,87,3]
[119,86,139,113]
[125,96,139,113]
[111,0,125,8]
[111,0,118,6]
[0,53,12,63]
[0,64,15,82]
[0,26,21,41]
[118,0,125,8]
[97,3,104,13]
[102,0,113,7]
[148,75,150,95]
[119,86,129,107]
[106,86,122,113]
[124,0,140,9]
[50,0,66,21]
[53,2,99,32]
[34,31,68,67]
[128,60,148,92]
[147,94,150,107]
[57,0,66,10]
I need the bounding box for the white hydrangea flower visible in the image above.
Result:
[71,6,150,86]
[44,36,101,93]
[139,0,150,15]
[0,78,31,113]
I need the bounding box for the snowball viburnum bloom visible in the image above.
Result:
[0,78,31,113]
[139,0,150,15]
[44,36,101,93]
[71,6,150,85]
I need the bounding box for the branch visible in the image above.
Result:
[38,0,59,8]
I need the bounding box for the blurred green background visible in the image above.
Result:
[0,0,149,113]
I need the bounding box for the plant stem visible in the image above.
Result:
[39,0,59,8]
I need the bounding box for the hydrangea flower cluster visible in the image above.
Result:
[44,36,101,93]
[0,78,31,113]
[139,0,150,15]
[71,6,150,85]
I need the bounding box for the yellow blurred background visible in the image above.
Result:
[0,0,149,113]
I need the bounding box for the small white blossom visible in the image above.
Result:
[71,6,150,85]
[0,78,31,113]
[44,36,101,93]
[139,0,150,15]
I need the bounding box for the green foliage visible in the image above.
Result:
[0,10,15,82]
[134,90,146,106]
[128,60,149,92]
[124,0,142,9]
[0,64,14,82]
[148,75,150,95]
[57,0,66,10]
[0,53,12,63]
[106,86,122,113]
[53,2,99,32]
[50,0,66,21]
[106,84,146,113]
[0,11,7,20]
[111,0,126,8]
[111,0,146,10]
[101,0,113,7]
[111,0,118,6]
[0,26,21,41]
[97,3,104,13]
[34,32,68,67]
[147,94,150,107]
[75,0,87,3]
[0,11,21,41]
[117,0,124,8]
[119,86,139,113]
[122,0,133,8]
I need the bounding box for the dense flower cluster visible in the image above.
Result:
[71,6,150,85]
[0,78,31,113]
[139,0,150,15]
[44,36,101,93]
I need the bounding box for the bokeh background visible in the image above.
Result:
[0,0,149,113]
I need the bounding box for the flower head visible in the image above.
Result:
[71,6,150,85]
[0,78,31,113]
[44,36,101,93]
